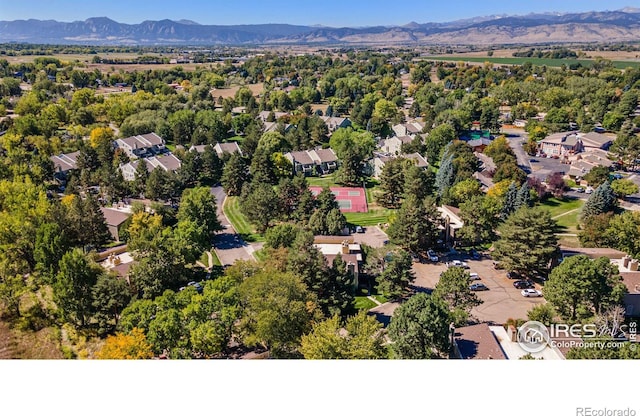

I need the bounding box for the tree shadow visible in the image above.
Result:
[213,233,248,249]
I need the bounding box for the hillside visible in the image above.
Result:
[1,10,640,45]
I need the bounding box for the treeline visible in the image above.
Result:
[512,47,578,59]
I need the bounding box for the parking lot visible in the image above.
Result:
[351,226,389,248]
[411,252,546,324]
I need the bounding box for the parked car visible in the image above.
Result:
[188,281,204,294]
[521,288,543,297]
[506,271,521,279]
[513,280,534,289]
[493,261,505,270]
[355,225,365,233]
[450,260,469,269]
[529,158,538,163]
[427,250,439,262]
[470,249,481,260]
[585,187,594,194]
[470,283,489,291]
[469,272,481,281]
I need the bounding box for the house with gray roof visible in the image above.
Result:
[284,147,339,176]
[119,153,182,181]
[51,151,80,181]
[115,132,165,159]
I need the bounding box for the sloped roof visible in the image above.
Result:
[403,153,428,168]
[454,323,507,360]
[581,132,613,148]
[100,207,131,227]
[50,151,80,172]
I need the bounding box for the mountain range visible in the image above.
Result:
[1,10,640,45]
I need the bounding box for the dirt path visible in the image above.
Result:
[0,320,17,359]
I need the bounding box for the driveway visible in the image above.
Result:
[211,186,256,266]
[351,226,388,248]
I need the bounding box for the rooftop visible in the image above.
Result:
[454,323,507,360]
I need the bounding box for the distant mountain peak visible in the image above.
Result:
[1,9,640,46]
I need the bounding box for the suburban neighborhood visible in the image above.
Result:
[2,11,640,367]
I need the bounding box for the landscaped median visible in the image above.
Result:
[222,196,265,242]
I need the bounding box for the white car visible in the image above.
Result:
[450,260,469,269]
[469,272,480,280]
[427,250,439,262]
[521,289,543,297]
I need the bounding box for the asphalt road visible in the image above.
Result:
[211,186,255,266]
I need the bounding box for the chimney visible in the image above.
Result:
[341,241,349,255]
[623,255,631,269]
[630,259,639,272]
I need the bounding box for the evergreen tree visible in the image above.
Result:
[83,195,111,247]
[492,207,559,277]
[376,250,414,300]
[200,146,223,185]
[376,158,406,209]
[435,154,454,197]
[221,153,248,196]
[581,181,617,221]
[403,164,434,201]
[321,254,356,318]
[240,182,280,234]
[54,249,102,327]
[250,147,277,185]
[133,159,149,197]
[514,182,532,211]
[387,196,440,253]
[501,181,518,219]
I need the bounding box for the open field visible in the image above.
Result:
[426,55,640,69]
[449,48,640,61]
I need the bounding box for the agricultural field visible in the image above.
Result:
[426,55,640,69]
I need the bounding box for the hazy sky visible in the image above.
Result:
[0,0,636,26]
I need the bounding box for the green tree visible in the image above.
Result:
[527,303,557,326]
[581,181,617,221]
[578,212,614,248]
[240,182,280,234]
[0,274,26,318]
[424,124,455,164]
[403,164,434,201]
[433,267,482,326]
[221,153,248,196]
[605,211,640,258]
[611,179,639,199]
[492,207,559,277]
[377,158,406,209]
[500,181,518,219]
[239,269,320,357]
[543,255,626,321]
[457,195,500,245]
[91,274,132,334]
[388,293,451,359]
[265,223,302,249]
[300,312,387,359]
[54,249,102,327]
[376,250,414,300]
[387,196,440,253]
[34,222,70,282]
[177,186,223,239]
[582,165,610,188]
[434,154,454,197]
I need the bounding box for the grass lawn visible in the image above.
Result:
[306,175,337,187]
[210,250,221,266]
[223,196,265,242]
[354,296,377,311]
[253,248,268,262]
[345,209,394,226]
[198,251,210,267]
[539,197,584,218]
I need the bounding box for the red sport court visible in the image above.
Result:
[308,187,368,213]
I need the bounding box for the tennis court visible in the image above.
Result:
[308,186,368,213]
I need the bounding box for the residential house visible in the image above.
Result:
[452,323,507,360]
[371,152,428,179]
[213,142,243,158]
[566,148,614,180]
[50,151,80,181]
[320,116,351,134]
[438,205,463,246]
[284,148,339,176]
[313,236,363,288]
[100,207,131,241]
[381,135,413,155]
[539,132,583,157]
[540,131,614,158]
[467,137,493,153]
[257,111,289,122]
[580,132,614,151]
[392,121,425,138]
[119,153,182,181]
[115,132,165,159]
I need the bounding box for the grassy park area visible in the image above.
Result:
[223,196,265,242]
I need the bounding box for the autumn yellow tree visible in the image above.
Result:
[89,126,114,149]
[96,328,153,359]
